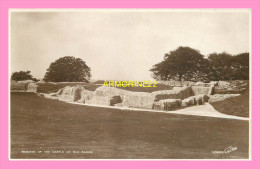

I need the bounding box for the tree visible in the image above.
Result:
[208,52,249,80]
[150,46,210,82]
[208,52,233,81]
[11,71,34,81]
[231,53,249,80]
[43,56,91,82]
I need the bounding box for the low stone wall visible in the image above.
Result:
[120,86,193,109]
[56,86,79,102]
[191,86,211,95]
[153,99,182,111]
[11,80,35,92]
[152,86,192,101]
[40,86,94,103]
[82,86,155,108]
[158,80,249,94]
[27,83,38,93]
[214,80,249,94]
[85,87,130,106]
[78,90,94,103]
[158,80,195,87]
[181,94,209,107]
[93,86,129,97]
[121,92,155,109]
[208,94,241,103]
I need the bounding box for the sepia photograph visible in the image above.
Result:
[9,9,250,159]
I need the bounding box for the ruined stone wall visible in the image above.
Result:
[191,86,211,95]
[121,92,155,109]
[152,86,192,101]
[83,86,193,108]
[11,80,37,92]
[37,80,248,111]
[158,80,195,87]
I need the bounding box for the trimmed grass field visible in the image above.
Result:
[11,93,249,159]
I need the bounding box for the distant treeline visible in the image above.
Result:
[150,46,249,82]
[11,48,249,83]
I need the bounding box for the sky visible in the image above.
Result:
[10,9,250,81]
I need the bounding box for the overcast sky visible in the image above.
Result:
[10,9,250,81]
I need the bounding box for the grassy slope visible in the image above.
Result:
[37,82,100,94]
[11,93,249,159]
[210,89,249,117]
[37,82,173,94]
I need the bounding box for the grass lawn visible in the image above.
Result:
[11,93,249,159]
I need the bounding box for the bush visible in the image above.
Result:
[11,71,35,81]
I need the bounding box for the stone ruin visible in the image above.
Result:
[10,80,38,93]
[11,80,248,112]
[38,83,212,111]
